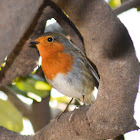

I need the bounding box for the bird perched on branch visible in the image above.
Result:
[30,32,99,105]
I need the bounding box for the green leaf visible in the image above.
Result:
[50,96,71,104]
[35,81,52,90]
[15,81,25,91]
[109,0,121,8]
[0,99,23,132]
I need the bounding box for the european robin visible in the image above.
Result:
[30,32,99,105]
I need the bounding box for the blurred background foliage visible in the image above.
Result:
[0,0,139,135]
[109,0,121,8]
[109,0,140,10]
[0,98,23,132]
[13,75,51,100]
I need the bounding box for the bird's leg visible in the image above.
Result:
[57,98,74,119]
[83,95,85,105]
[64,98,74,112]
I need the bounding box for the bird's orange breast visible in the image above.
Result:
[42,52,74,80]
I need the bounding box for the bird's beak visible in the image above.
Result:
[29,41,39,48]
[29,41,39,45]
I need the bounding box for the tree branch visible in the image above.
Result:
[0,0,44,65]
[0,126,32,140]
[114,0,140,15]
[0,0,49,87]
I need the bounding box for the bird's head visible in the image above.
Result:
[30,32,69,58]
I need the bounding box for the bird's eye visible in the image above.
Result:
[47,37,53,42]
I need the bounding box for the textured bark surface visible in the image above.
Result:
[0,0,44,65]
[0,0,49,86]
[0,126,32,140]
[0,0,139,140]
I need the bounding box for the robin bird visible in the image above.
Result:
[30,32,99,106]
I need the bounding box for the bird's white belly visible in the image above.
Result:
[48,73,83,99]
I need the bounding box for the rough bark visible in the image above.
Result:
[0,0,139,140]
[0,126,32,140]
[0,0,44,65]
[0,0,47,87]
